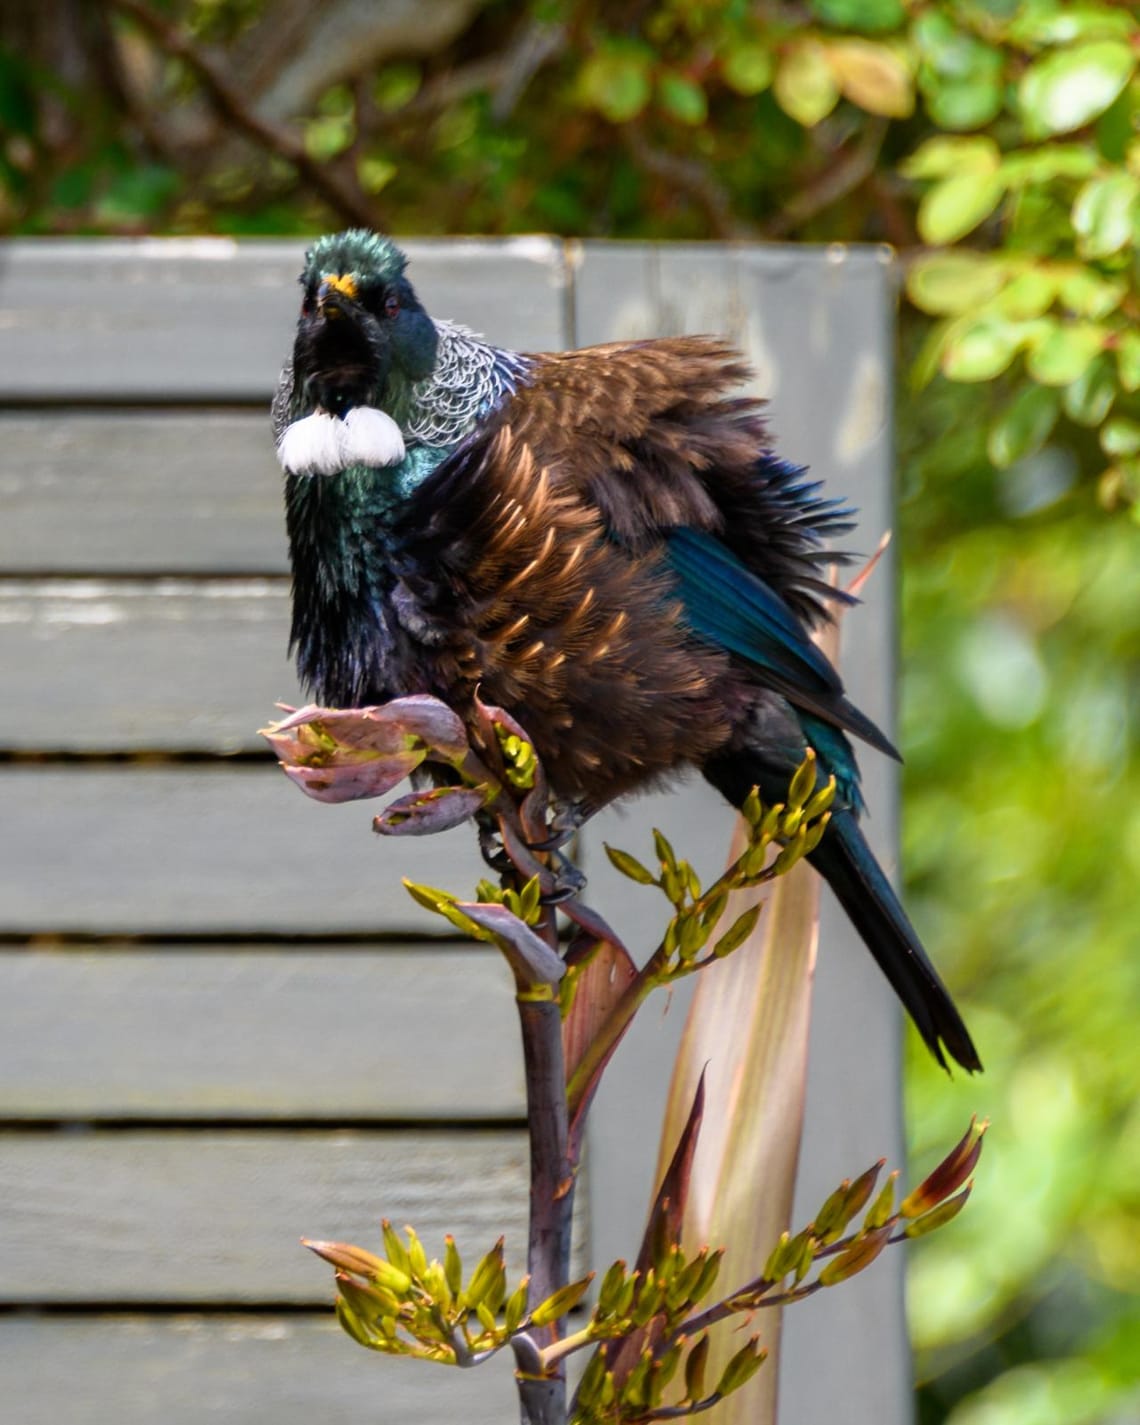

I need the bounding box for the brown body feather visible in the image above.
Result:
[393,337,838,806]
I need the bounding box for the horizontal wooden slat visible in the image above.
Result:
[0,237,568,400]
[0,581,297,752]
[0,1315,516,1425]
[0,766,488,936]
[0,412,286,574]
[0,949,521,1120]
[0,1130,538,1302]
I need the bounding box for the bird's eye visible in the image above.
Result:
[384,293,400,318]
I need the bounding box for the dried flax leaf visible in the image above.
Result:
[657,853,820,1424]
[652,554,876,1423]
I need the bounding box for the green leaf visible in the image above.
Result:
[906,252,1007,315]
[657,71,708,125]
[913,13,1005,132]
[579,48,652,123]
[909,315,964,389]
[827,39,914,118]
[721,43,773,96]
[987,385,1059,468]
[1056,265,1127,318]
[356,156,397,195]
[1061,354,1117,426]
[901,134,1000,180]
[1116,330,1140,391]
[993,267,1058,319]
[1072,173,1140,258]
[1100,416,1140,457]
[774,41,839,127]
[305,115,354,162]
[811,0,905,30]
[917,172,1005,244]
[1000,144,1100,185]
[925,74,1004,132]
[1018,41,1136,138]
[1025,320,1106,385]
[1007,5,1137,46]
[940,317,1023,382]
[373,63,421,113]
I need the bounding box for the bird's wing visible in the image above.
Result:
[503,339,856,625]
[475,341,897,762]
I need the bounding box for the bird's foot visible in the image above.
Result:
[479,821,586,905]
[536,851,587,906]
[527,799,593,853]
[478,823,513,876]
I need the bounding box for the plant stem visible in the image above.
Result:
[512,867,573,1422]
[565,954,663,1119]
[538,1323,599,1369]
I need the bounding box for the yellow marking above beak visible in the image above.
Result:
[320,272,358,302]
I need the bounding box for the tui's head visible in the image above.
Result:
[292,229,439,418]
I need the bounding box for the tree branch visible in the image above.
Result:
[622,127,757,241]
[107,0,380,228]
[761,118,888,240]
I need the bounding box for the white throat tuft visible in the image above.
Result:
[277,407,406,476]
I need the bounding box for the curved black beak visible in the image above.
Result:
[317,279,352,320]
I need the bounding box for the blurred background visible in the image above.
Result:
[2,1,1137,1420]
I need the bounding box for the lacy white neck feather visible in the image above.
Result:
[404,320,530,449]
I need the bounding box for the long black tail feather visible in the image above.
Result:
[807,808,980,1073]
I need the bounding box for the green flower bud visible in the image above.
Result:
[864,1170,899,1230]
[787,750,818,811]
[382,1220,411,1276]
[529,1273,594,1327]
[818,1225,891,1285]
[715,1337,766,1396]
[713,903,761,957]
[685,1332,710,1402]
[597,1260,628,1317]
[504,1277,529,1334]
[604,844,658,885]
[904,1183,973,1238]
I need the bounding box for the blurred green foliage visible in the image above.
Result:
[3,0,1137,1418]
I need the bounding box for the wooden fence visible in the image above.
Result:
[0,237,908,1423]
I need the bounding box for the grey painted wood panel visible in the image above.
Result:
[572,243,909,1425]
[0,1313,516,1425]
[0,949,522,1120]
[0,580,297,752]
[0,237,568,401]
[0,1314,516,1425]
[0,411,288,574]
[0,766,489,936]
[0,1130,533,1302]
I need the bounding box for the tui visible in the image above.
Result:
[274,229,980,1073]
